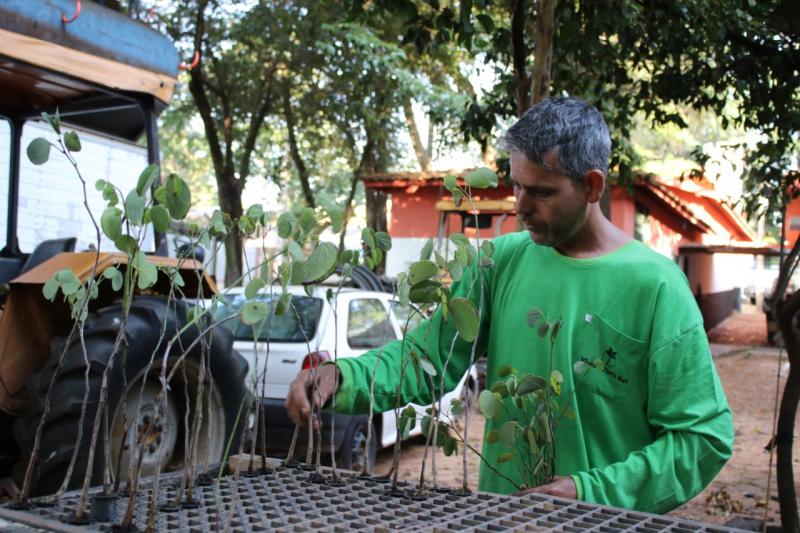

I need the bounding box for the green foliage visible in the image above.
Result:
[63,131,81,152]
[26,138,50,165]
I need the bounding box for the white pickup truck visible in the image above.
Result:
[212,285,478,471]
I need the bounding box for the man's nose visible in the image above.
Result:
[514,189,533,215]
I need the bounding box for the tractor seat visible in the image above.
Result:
[19,237,77,275]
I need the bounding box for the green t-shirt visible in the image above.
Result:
[334,231,733,513]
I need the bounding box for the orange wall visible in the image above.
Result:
[787,197,800,245]
[388,185,517,238]
[611,186,636,236]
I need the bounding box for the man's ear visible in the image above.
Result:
[582,169,605,204]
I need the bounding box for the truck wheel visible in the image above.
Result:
[12,296,249,497]
[335,417,376,473]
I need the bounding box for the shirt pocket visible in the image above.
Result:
[574,313,647,400]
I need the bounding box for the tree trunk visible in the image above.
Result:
[403,98,431,171]
[510,0,531,116]
[776,289,800,533]
[217,173,244,286]
[531,0,556,106]
[282,81,315,208]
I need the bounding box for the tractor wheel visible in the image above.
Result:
[12,296,249,497]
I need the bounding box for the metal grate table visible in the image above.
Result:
[0,462,747,532]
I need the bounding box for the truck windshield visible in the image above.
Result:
[214,293,323,343]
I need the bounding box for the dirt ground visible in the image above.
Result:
[374,304,795,528]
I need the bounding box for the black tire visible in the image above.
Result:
[335,417,376,473]
[12,296,249,497]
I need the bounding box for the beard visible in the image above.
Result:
[521,202,588,248]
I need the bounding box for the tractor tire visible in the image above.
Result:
[335,417,376,473]
[12,296,249,497]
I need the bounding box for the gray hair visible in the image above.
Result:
[500,96,611,182]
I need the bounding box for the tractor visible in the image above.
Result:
[0,0,249,497]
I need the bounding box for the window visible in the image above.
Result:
[390,301,423,335]
[214,293,323,343]
[347,299,396,349]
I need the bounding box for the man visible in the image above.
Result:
[286,96,733,513]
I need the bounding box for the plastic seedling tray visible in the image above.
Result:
[0,459,749,532]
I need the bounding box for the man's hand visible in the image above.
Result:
[515,476,577,499]
[285,364,340,427]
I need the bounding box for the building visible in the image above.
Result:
[360,170,768,330]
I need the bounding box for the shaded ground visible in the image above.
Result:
[375,305,794,528]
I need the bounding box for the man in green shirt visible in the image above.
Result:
[286,96,733,513]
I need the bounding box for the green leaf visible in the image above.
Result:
[490,381,509,397]
[449,233,470,247]
[486,429,500,443]
[449,297,479,342]
[408,260,438,286]
[375,231,392,252]
[434,251,447,269]
[245,278,265,299]
[563,407,576,420]
[419,358,437,377]
[56,269,81,296]
[64,131,81,152]
[442,435,458,456]
[277,212,296,239]
[593,358,605,370]
[478,390,502,420]
[241,301,269,325]
[447,259,464,282]
[396,273,410,306]
[114,235,138,255]
[125,191,146,226]
[101,183,119,207]
[158,174,191,220]
[101,207,123,241]
[27,138,51,165]
[246,203,265,223]
[304,242,338,282]
[464,167,498,189]
[450,398,464,417]
[287,240,304,261]
[290,261,307,285]
[526,308,543,327]
[453,189,464,207]
[516,374,547,396]
[444,174,458,191]
[361,228,376,250]
[42,277,59,301]
[480,240,494,258]
[135,254,158,290]
[136,165,159,195]
[550,320,562,342]
[420,238,434,261]
[210,210,227,237]
[498,365,516,378]
[275,291,291,315]
[408,279,441,304]
[298,207,316,233]
[550,370,564,396]
[103,266,123,291]
[537,321,550,338]
[327,207,344,233]
[497,452,514,464]
[500,421,518,448]
[149,205,171,233]
[420,415,433,438]
[42,111,60,134]
[237,216,255,236]
[279,262,290,289]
